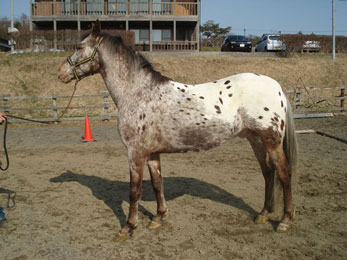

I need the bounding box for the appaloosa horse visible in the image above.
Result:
[58,21,298,240]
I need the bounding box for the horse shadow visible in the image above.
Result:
[50,171,258,227]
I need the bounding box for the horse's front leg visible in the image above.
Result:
[119,151,146,240]
[147,153,168,229]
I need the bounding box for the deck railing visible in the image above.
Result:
[32,1,198,17]
[152,41,198,51]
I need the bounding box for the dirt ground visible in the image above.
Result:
[0,116,346,260]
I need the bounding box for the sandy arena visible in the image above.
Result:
[0,116,346,259]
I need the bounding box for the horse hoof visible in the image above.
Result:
[276,222,290,232]
[162,211,169,220]
[255,214,269,224]
[148,220,162,229]
[148,210,168,229]
[118,232,131,242]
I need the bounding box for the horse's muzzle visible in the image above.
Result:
[57,61,73,83]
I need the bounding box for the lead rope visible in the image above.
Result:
[6,81,78,124]
[0,117,15,210]
[0,80,78,210]
[1,80,78,167]
[0,117,9,171]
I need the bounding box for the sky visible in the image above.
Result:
[1,0,347,36]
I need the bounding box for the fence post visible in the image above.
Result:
[2,94,10,114]
[295,90,301,109]
[52,93,58,120]
[341,87,345,112]
[102,91,110,120]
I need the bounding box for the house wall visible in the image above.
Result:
[30,0,200,51]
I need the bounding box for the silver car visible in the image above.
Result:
[255,34,285,52]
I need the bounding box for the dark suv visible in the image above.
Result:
[221,35,252,52]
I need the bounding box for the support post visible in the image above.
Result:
[150,20,153,52]
[173,20,176,51]
[54,20,57,50]
[78,0,81,40]
[102,91,110,120]
[196,0,200,51]
[2,95,10,114]
[52,93,58,120]
[295,90,301,109]
[10,0,14,51]
[78,20,81,42]
[341,87,345,112]
[30,0,33,50]
[332,0,336,60]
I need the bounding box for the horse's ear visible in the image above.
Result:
[92,20,101,38]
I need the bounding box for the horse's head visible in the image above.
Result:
[58,20,103,83]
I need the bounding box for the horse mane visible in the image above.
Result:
[93,32,170,84]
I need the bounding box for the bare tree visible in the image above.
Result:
[0,17,10,39]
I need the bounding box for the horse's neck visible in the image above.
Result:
[99,51,150,109]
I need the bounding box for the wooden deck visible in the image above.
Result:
[32,1,198,17]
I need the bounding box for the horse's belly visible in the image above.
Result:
[167,122,235,152]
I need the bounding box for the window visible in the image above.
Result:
[139,29,149,42]
[162,29,172,41]
[152,29,172,42]
[269,35,280,40]
[153,30,162,42]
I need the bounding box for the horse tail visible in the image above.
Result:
[271,98,298,212]
[283,97,298,174]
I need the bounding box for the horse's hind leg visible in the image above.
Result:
[247,135,276,224]
[264,142,295,232]
[147,153,168,229]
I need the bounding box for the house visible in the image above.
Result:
[30,0,201,51]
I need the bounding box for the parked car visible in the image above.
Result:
[221,35,252,52]
[255,34,285,52]
[0,38,11,52]
[302,40,320,52]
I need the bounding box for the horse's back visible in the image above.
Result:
[189,73,288,130]
[224,73,288,136]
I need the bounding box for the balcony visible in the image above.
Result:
[31,1,198,17]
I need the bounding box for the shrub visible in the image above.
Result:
[280,34,347,57]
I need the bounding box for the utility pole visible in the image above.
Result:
[334,0,347,60]
[8,0,19,51]
[11,0,14,51]
[332,0,335,60]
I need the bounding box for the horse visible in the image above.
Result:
[58,21,298,240]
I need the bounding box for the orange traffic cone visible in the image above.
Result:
[82,115,95,142]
